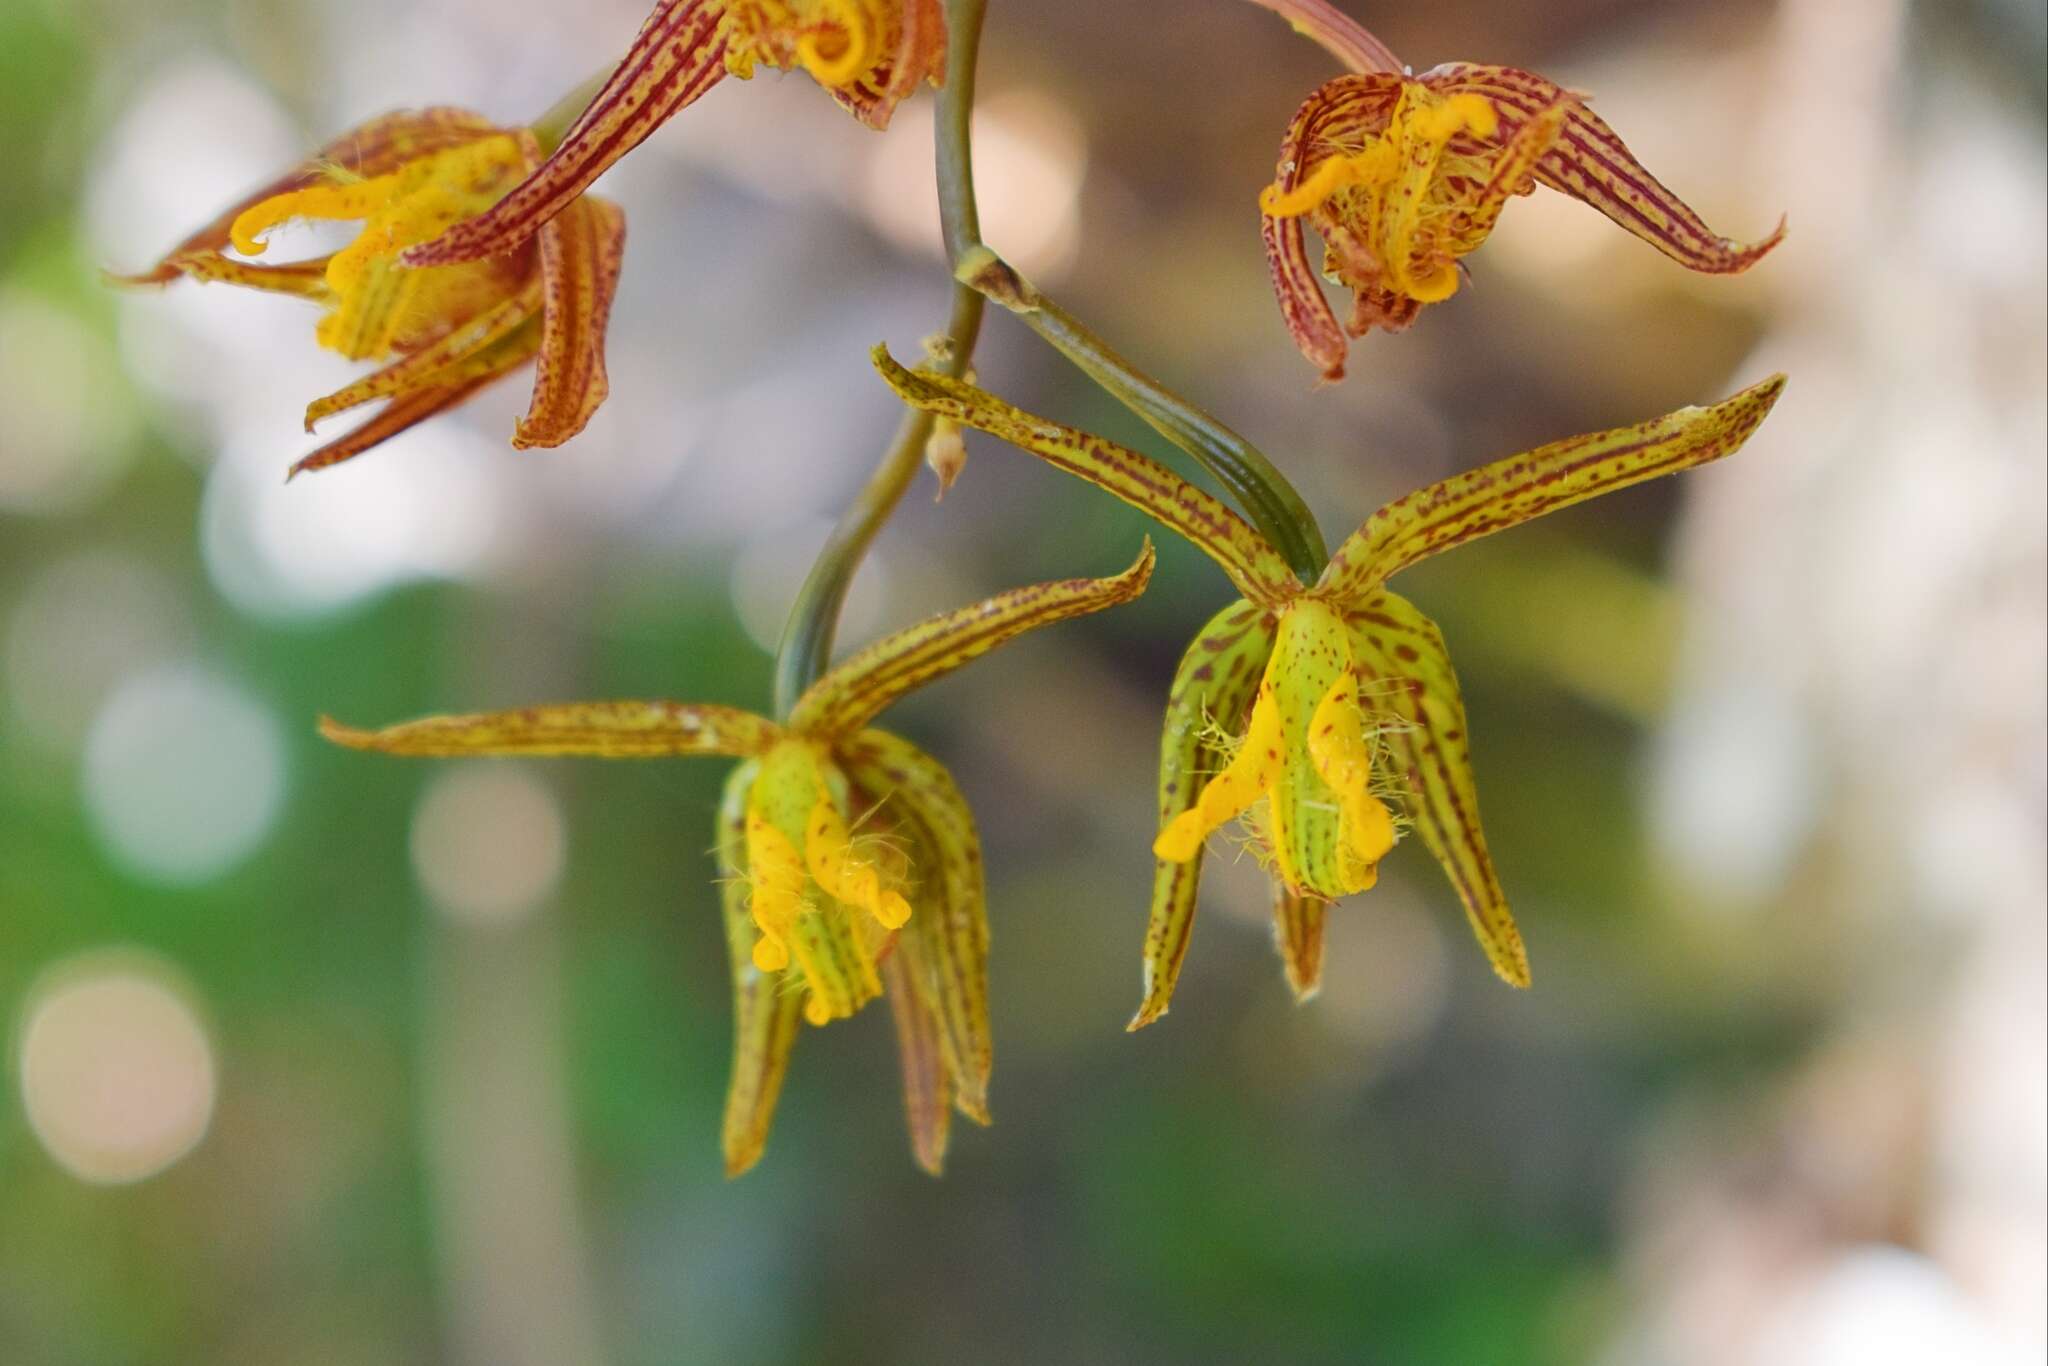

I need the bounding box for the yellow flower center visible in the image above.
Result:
[722,0,894,91]
[228,134,531,360]
[1260,85,1500,305]
[1154,598,1395,899]
[744,739,911,1025]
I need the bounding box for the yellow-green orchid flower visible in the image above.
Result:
[322,543,1152,1174]
[1260,58,1784,380]
[876,345,1784,1026]
[116,108,625,476]
[404,0,945,267]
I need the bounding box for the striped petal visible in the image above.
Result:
[514,194,627,449]
[287,360,529,479]
[838,729,991,1121]
[303,286,543,432]
[1271,887,1328,1002]
[790,541,1154,738]
[404,1,725,267]
[1346,591,1528,987]
[717,761,807,1177]
[827,0,948,130]
[319,701,782,757]
[1320,374,1786,597]
[1426,64,1787,276]
[1131,601,1277,1030]
[145,250,336,299]
[1261,207,1349,381]
[874,346,1299,604]
[882,939,953,1175]
[1243,0,1402,73]
[113,108,501,284]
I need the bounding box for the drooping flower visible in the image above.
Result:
[322,542,1152,1174]
[1252,7,1784,378]
[403,0,945,268]
[877,344,1785,1025]
[118,109,625,476]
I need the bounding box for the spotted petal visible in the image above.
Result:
[319,701,783,758]
[839,729,992,1121]
[875,346,1299,604]
[1131,600,1278,1029]
[1426,64,1786,277]
[514,194,628,449]
[1320,374,1786,598]
[716,761,807,1177]
[1346,590,1528,987]
[405,0,725,267]
[289,352,536,479]
[789,541,1155,738]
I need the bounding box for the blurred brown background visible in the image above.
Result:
[1,0,2042,1362]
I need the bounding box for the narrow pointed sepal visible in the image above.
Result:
[837,730,992,1121]
[404,1,725,266]
[1132,601,1278,1029]
[514,194,626,449]
[1427,64,1787,276]
[874,346,1299,604]
[1244,0,1402,74]
[1321,374,1787,595]
[790,541,1155,738]
[882,951,953,1176]
[302,291,542,433]
[1346,592,1530,987]
[289,367,528,479]
[717,762,806,1177]
[319,701,783,758]
[1272,886,1328,1002]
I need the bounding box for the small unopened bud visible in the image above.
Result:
[925,418,967,501]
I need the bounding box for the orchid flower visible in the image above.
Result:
[404,0,945,268]
[876,345,1784,1026]
[322,542,1152,1174]
[117,109,624,476]
[1253,5,1784,379]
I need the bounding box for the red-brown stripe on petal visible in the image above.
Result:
[1429,63,1786,274]
[304,281,543,431]
[404,0,724,267]
[115,108,501,283]
[883,941,953,1175]
[1271,887,1328,1001]
[1244,0,1403,74]
[513,195,626,449]
[287,376,494,479]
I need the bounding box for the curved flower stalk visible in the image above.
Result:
[1254,8,1785,379]
[117,109,625,476]
[876,344,1784,1026]
[405,1,946,268]
[323,543,1152,1174]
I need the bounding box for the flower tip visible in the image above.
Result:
[722,1143,766,1180]
[1125,1003,1165,1033]
[955,1091,992,1127]
[317,716,375,750]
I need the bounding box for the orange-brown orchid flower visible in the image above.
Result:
[404,0,945,268]
[1258,31,1784,378]
[878,345,1785,1026]
[118,109,625,476]
[323,542,1152,1174]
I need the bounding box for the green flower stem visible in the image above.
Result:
[938,0,1327,583]
[770,31,991,718]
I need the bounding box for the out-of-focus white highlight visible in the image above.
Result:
[17,953,216,1185]
[729,515,888,655]
[861,90,1089,278]
[83,664,286,884]
[410,765,567,925]
[201,424,506,621]
[0,292,138,514]
[6,551,192,754]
